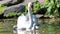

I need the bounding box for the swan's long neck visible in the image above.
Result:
[28,2,33,23]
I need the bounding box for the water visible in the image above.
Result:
[0,19,16,34]
[0,18,60,34]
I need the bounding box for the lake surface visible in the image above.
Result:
[0,18,60,34]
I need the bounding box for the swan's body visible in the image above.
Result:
[17,2,38,34]
[17,14,32,29]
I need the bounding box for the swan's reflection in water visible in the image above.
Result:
[0,18,60,34]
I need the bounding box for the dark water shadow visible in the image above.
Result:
[58,7,60,18]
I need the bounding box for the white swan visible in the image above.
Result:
[17,2,38,34]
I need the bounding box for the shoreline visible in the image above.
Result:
[0,14,60,19]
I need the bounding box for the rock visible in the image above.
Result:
[11,0,17,4]
[11,0,24,4]
[0,0,2,1]
[13,25,17,33]
[0,0,44,6]
[0,0,24,6]
[38,0,44,4]
[1,0,45,17]
[3,4,25,16]
[0,0,12,5]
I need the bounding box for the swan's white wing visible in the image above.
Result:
[17,15,31,29]
[17,15,26,28]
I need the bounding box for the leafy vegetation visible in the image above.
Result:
[33,1,40,14]
[25,0,60,17]
[0,4,7,14]
[0,0,60,18]
[25,1,41,14]
[43,0,60,17]
[4,12,16,17]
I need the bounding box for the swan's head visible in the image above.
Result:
[28,2,32,7]
[28,2,33,11]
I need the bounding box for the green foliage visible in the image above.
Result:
[4,11,25,17]
[17,12,21,16]
[43,0,60,17]
[25,1,40,14]
[33,1,40,14]
[55,0,60,8]
[43,0,50,7]
[5,12,16,17]
[17,11,26,16]
[25,0,59,17]
[0,4,7,14]
[25,4,28,14]
[46,7,52,16]
[25,0,60,17]
[54,9,59,16]
[2,0,60,17]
